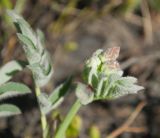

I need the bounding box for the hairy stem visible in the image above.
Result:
[35,86,48,138]
[55,99,82,138]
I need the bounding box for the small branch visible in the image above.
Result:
[106,101,146,138]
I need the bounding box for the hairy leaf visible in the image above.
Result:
[0,82,31,100]
[36,29,45,53]
[7,10,36,45]
[0,104,21,117]
[107,76,144,99]
[48,77,72,107]
[17,33,41,64]
[0,60,24,85]
[28,56,53,87]
[76,82,94,105]
[38,77,72,114]
[7,10,53,87]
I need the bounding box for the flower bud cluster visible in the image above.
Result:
[76,47,143,105]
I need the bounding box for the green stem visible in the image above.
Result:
[35,86,48,138]
[55,99,82,138]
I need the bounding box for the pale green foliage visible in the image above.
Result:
[7,10,53,87]
[0,81,31,116]
[0,104,21,117]
[76,48,144,105]
[100,74,144,99]
[0,82,31,100]
[0,60,31,117]
[0,60,24,85]
[38,77,72,114]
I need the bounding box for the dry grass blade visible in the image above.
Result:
[106,101,146,138]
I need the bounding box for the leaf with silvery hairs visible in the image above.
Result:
[0,60,25,85]
[0,82,31,100]
[7,10,53,87]
[0,104,21,117]
[38,77,72,114]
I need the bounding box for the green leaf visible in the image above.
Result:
[7,10,37,45]
[28,59,53,87]
[0,60,24,85]
[118,76,138,84]
[107,76,144,99]
[38,77,72,114]
[36,29,45,48]
[7,10,54,87]
[101,73,121,98]
[49,77,72,108]
[17,33,35,49]
[17,33,41,64]
[96,75,106,97]
[39,51,52,75]
[16,18,36,45]
[0,104,21,117]
[0,82,31,100]
[75,82,94,105]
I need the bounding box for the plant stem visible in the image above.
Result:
[35,86,48,138]
[55,99,82,138]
